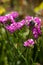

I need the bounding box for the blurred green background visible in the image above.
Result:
[0,0,43,65]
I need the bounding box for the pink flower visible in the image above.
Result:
[25,16,33,26]
[5,22,17,33]
[0,16,8,23]
[11,12,19,18]
[17,19,25,29]
[34,17,41,27]
[25,16,41,38]
[24,39,34,47]
[25,16,41,27]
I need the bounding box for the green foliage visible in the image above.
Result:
[0,1,43,65]
[0,23,43,65]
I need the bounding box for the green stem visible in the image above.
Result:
[34,49,38,62]
[28,48,33,64]
[1,29,8,65]
[17,50,28,65]
[26,47,33,65]
[5,29,28,65]
[34,40,40,62]
[5,30,11,44]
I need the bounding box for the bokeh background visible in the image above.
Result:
[0,0,43,24]
[0,0,43,16]
[0,0,43,65]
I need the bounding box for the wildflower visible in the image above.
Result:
[33,17,41,38]
[5,19,25,33]
[9,16,16,23]
[32,27,41,38]
[6,12,19,19]
[5,22,17,33]
[0,11,19,24]
[25,16,41,38]
[32,27,39,38]
[17,19,25,29]
[10,12,19,18]
[25,16,33,26]
[25,16,41,27]
[34,17,41,27]
[0,16,8,23]
[24,39,34,47]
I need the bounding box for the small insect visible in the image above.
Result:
[29,20,35,27]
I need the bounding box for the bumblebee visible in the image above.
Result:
[30,21,35,27]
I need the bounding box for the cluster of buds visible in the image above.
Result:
[0,12,41,47]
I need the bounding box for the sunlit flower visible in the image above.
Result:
[24,39,34,47]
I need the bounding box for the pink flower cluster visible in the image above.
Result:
[25,16,41,38]
[0,12,19,23]
[0,11,41,47]
[24,39,34,47]
[0,12,26,33]
[6,19,25,33]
